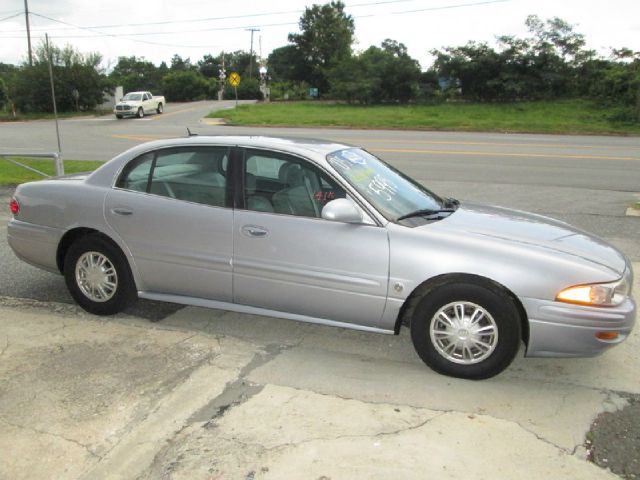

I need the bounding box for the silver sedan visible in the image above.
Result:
[7,136,636,379]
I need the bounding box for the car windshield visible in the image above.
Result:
[123,93,142,101]
[327,148,444,221]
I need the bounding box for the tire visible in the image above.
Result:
[410,279,521,380]
[63,234,137,315]
[115,114,123,119]
[156,103,163,114]
[136,107,144,118]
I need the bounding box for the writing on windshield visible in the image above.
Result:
[327,148,442,221]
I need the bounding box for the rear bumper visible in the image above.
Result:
[522,296,636,357]
[7,219,63,273]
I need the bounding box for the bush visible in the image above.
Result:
[223,77,262,100]
[161,71,208,101]
[269,81,311,100]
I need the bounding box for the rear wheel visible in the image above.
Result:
[410,280,521,379]
[136,107,144,118]
[156,103,163,114]
[64,235,137,315]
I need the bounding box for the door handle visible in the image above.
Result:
[241,225,268,238]
[111,207,133,216]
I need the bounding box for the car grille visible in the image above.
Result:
[116,105,132,111]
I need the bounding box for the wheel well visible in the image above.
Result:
[56,228,127,274]
[394,273,529,347]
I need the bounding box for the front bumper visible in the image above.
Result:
[114,106,136,116]
[522,296,636,357]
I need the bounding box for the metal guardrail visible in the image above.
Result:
[0,152,64,177]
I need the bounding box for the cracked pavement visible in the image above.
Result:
[0,268,637,479]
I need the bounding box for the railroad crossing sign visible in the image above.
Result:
[228,72,241,87]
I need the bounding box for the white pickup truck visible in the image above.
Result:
[114,91,165,119]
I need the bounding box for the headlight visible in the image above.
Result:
[556,270,631,307]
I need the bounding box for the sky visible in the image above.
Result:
[1,0,639,72]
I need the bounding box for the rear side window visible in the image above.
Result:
[117,153,153,192]
[116,147,230,207]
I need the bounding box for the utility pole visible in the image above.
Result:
[24,0,33,65]
[45,34,62,155]
[245,28,260,79]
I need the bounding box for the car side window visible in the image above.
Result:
[243,149,345,218]
[117,152,154,192]
[143,93,149,101]
[117,147,230,207]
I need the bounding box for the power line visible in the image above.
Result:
[389,0,511,14]
[0,17,300,39]
[0,0,422,33]
[24,12,219,48]
[0,11,22,22]
[0,0,513,40]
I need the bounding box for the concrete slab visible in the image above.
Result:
[139,385,617,480]
[0,302,257,480]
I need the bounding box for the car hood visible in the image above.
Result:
[116,101,138,106]
[428,203,627,276]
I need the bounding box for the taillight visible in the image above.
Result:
[9,198,19,215]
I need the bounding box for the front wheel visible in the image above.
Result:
[156,103,163,114]
[64,235,137,315]
[115,114,123,119]
[136,107,144,118]
[410,280,522,379]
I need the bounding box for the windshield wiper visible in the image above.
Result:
[396,208,456,221]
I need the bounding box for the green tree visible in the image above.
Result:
[329,40,421,104]
[170,54,197,72]
[432,16,596,101]
[267,45,309,82]
[110,56,162,93]
[288,0,355,94]
[589,51,640,122]
[161,70,207,101]
[12,41,108,112]
[198,54,220,78]
[0,77,8,109]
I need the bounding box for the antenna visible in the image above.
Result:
[186,127,198,137]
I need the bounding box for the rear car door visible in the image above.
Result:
[105,146,234,300]
[232,148,390,328]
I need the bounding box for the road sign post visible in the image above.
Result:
[228,72,241,108]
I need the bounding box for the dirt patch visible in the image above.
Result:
[587,393,640,479]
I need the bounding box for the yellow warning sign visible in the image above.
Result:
[228,72,241,87]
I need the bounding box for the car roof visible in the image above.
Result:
[126,135,354,156]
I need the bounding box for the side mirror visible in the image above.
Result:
[321,198,362,224]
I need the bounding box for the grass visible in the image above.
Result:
[211,100,640,135]
[0,110,111,122]
[0,157,103,185]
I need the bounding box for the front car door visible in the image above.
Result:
[105,145,234,301]
[233,148,390,329]
[141,93,152,113]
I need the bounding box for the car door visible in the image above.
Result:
[233,148,390,328]
[141,93,152,114]
[105,146,234,301]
